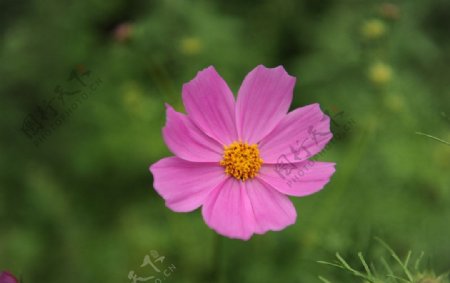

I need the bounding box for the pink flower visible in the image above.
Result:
[150,65,335,240]
[0,271,18,283]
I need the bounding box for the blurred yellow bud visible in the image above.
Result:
[368,62,392,86]
[122,82,143,110]
[361,19,386,40]
[384,93,404,112]
[180,37,202,56]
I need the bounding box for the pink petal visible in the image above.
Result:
[245,179,297,234]
[182,66,237,145]
[259,103,332,163]
[257,161,336,197]
[202,178,256,240]
[162,104,223,162]
[150,157,226,212]
[0,272,18,283]
[202,178,297,240]
[236,65,296,143]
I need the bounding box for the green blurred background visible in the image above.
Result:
[1,0,449,282]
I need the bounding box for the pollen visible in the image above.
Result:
[220,141,263,181]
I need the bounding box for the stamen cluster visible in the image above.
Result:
[220,141,263,181]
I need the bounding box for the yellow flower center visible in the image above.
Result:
[220,141,263,181]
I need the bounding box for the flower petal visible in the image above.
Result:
[162,104,223,162]
[245,178,297,234]
[257,161,336,197]
[150,157,226,212]
[182,66,237,145]
[202,177,297,240]
[259,103,332,163]
[202,178,256,240]
[236,65,296,143]
[0,272,18,283]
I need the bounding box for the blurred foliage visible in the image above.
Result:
[0,0,449,282]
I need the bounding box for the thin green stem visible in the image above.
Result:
[375,237,414,282]
[318,276,333,283]
[415,132,450,145]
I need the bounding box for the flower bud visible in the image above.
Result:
[380,3,400,20]
[361,19,387,40]
[368,62,392,86]
[179,37,202,55]
[113,22,133,43]
[384,93,404,112]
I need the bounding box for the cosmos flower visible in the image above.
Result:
[150,65,335,240]
[0,271,18,283]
